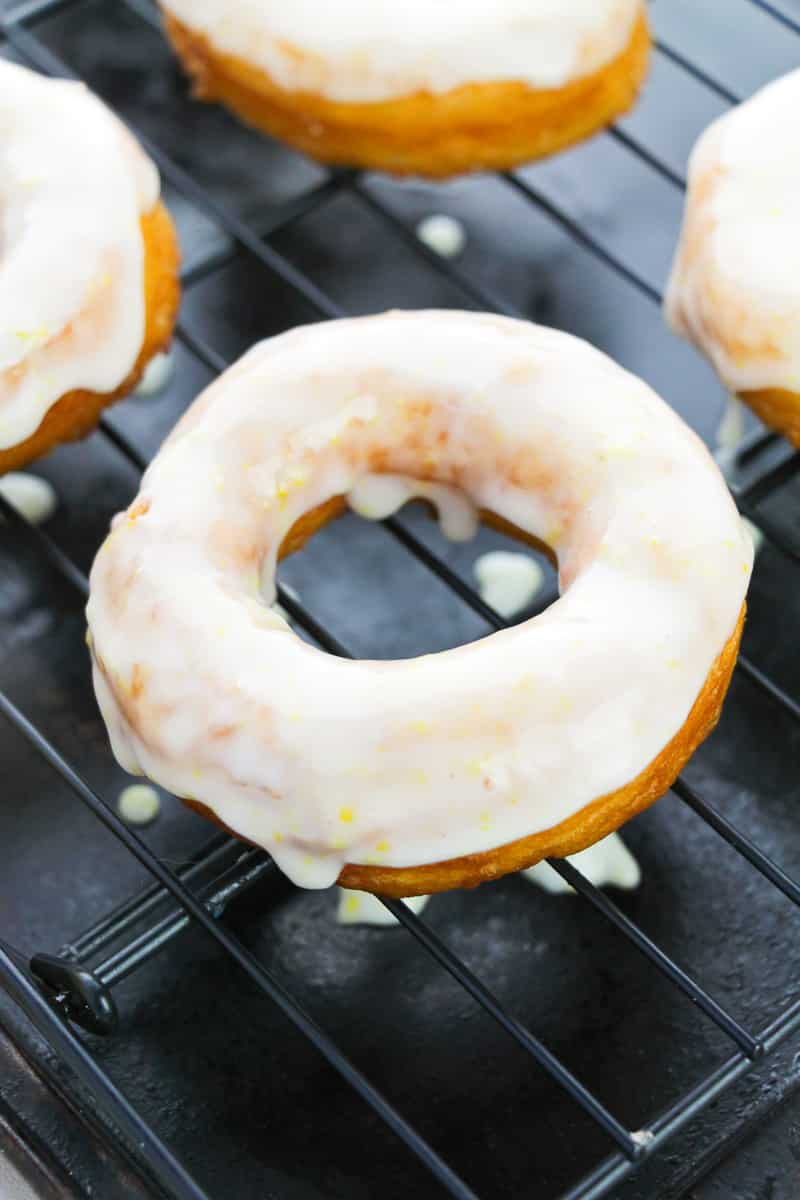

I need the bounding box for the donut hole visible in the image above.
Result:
[248,387,580,655]
[275,487,560,658]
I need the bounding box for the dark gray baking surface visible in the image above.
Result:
[2,1,800,1198]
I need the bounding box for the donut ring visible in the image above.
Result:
[666,69,800,447]
[159,2,650,178]
[0,62,180,473]
[87,312,752,896]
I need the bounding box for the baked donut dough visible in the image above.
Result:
[87,312,751,897]
[159,1,650,178]
[666,69,800,447]
[0,61,180,474]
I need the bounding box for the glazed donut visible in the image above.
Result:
[158,1,650,178]
[87,311,751,897]
[0,61,180,474]
[666,69,800,447]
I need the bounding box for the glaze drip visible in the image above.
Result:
[348,473,478,542]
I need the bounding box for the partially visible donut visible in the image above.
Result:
[159,1,650,178]
[87,312,751,897]
[666,69,800,447]
[0,61,180,474]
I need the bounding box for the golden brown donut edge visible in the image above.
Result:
[161,9,651,178]
[0,201,181,475]
[739,388,800,450]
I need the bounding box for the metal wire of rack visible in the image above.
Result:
[1,2,800,1198]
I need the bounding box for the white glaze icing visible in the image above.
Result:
[0,472,57,525]
[523,831,640,894]
[87,311,752,891]
[348,473,478,542]
[117,783,161,825]
[666,68,800,395]
[160,0,643,103]
[336,889,429,926]
[0,60,159,449]
[416,215,467,260]
[134,350,175,397]
[474,550,545,619]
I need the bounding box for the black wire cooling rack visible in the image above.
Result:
[2,1,800,1198]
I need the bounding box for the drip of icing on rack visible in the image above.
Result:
[336,832,641,926]
[0,473,57,525]
[337,891,429,925]
[416,214,466,259]
[714,395,763,554]
[134,350,175,397]
[117,783,161,826]
[473,549,544,619]
[522,833,641,894]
